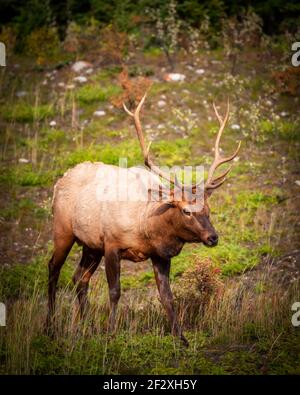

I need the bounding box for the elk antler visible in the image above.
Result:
[123,92,183,189]
[205,100,241,191]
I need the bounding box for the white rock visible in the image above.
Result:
[42,80,48,85]
[158,100,166,107]
[85,68,94,74]
[71,61,92,73]
[231,124,241,130]
[58,82,65,88]
[233,156,240,162]
[49,120,57,127]
[16,91,27,97]
[266,100,272,106]
[19,158,30,164]
[280,111,288,117]
[295,180,300,186]
[195,68,205,75]
[74,75,88,83]
[164,73,186,82]
[93,110,106,117]
[66,84,75,90]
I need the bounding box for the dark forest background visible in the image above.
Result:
[1,0,299,41]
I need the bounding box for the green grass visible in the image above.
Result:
[76,84,121,104]
[0,198,48,221]
[1,102,55,123]
[0,165,56,187]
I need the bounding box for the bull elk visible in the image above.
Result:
[47,92,241,346]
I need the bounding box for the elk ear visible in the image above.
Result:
[152,201,176,216]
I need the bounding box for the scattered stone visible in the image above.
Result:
[71,61,93,73]
[233,156,240,162]
[66,84,75,90]
[74,75,88,83]
[195,68,205,75]
[295,180,300,187]
[19,158,30,164]
[280,111,288,117]
[93,110,106,117]
[58,82,65,88]
[158,100,166,108]
[16,91,27,98]
[42,80,48,86]
[163,73,186,82]
[231,124,241,130]
[49,120,57,127]
[85,68,94,74]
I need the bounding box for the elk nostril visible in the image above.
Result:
[208,234,218,245]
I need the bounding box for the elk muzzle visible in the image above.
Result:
[203,232,218,247]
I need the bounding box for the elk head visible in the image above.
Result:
[123,93,241,247]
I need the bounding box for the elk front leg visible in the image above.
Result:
[152,256,188,347]
[105,249,121,333]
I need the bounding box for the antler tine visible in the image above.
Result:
[205,101,241,191]
[213,100,230,158]
[123,93,179,187]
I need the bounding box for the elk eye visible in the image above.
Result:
[182,208,192,216]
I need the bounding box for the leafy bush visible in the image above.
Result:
[25,26,60,64]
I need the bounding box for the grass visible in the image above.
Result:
[0,262,298,374]
[75,84,121,104]
[0,198,48,221]
[1,102,55,123]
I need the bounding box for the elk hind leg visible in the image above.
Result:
[72,246,102,321]
[47,234,74,331]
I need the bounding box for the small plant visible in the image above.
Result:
[174,258,223,325]
[222,8,263,75]
[111,67,152,109]
[63,18,101,55]
[25,26,60,65]
[272,67,300,96]
[99,24,129,65]
[147,0,181,70]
